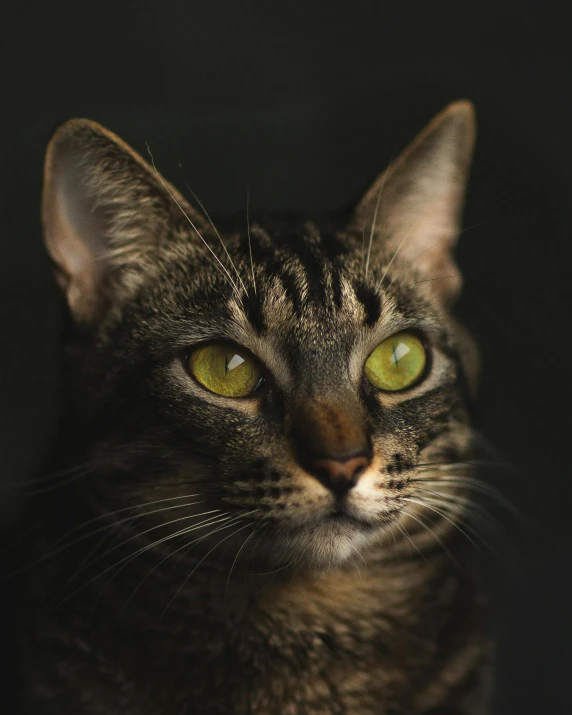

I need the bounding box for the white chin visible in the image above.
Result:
[277,519,378,569]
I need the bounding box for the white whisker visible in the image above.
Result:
[12,499,209,577]
[403,497,484,553]
[377,216,422,292]
[120,513,241,614]
[58,509,223,594]
[364,174,387,280]
[394,518,428,562]
[184,180,249,297]
[163,516,259,616]
[52,511,234,608]
[246,184,257,295]
[400,506,458,566]
[224,526,258,596]
[145,144,241,299]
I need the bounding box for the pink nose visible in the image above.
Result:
[287,395,372,496]
[310,454,370,495]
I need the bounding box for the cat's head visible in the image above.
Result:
[42,102,478,569]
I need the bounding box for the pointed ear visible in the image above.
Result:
[350,100,476,304]
[42,119,202,324]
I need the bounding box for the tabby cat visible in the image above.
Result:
[20,101,491,714]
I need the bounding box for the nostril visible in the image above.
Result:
[350,456,369,479]
[313,464,334,482]
[310,453,371,490]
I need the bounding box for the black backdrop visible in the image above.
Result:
[1,2,571,712]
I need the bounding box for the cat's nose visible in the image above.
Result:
[309,452,371,496]
[288,395,372,495]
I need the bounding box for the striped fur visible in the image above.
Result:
[20,102,492,714]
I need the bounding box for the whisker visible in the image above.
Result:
[90,514,242,621]
[146,145,241,299]
[184,180,249,297]
[18,463,99,495]
[349,554,363,581]
[246,523,269,572]
[404,275,456,290]
[350,543,368,572]
[466,428,516,466]
[168,508,260,570]
[393,518,428,562]
[54,508,222,592]
[364,175,386,280]
[412,478,521,518]
[48,493,203,547]
[413,485,482,509]
[10,500,209,578]
[404,222,488,279]
[61,527,126,593]
[162,516,259,617]
[51,511,233,608]
[376,216,422,292]
[400,506,459,567]
[413,458,509,471]
[249,559,294,578]
[70,504,223,578]
[246,184,257,295]
[120,509,258,613]
[402,497,484,554]
[411,492,510,557]
[224,526,258,596]
[413,488,505,533]
[119,513,237,615]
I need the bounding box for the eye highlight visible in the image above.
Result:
[364,331,427,392]
[188,343,262,398]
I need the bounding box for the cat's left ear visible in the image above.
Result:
[349,100,476,304]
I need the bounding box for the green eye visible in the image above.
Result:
[188,343,262,397]
[364,331,427,392]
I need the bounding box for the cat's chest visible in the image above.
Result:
[23,562,485,714]
[26,602,443,715]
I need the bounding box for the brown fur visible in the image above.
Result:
[18,101,492,714]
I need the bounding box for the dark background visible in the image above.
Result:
[1,2,571,712]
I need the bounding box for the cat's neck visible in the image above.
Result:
[25,540,480,715]
[50,538,445,643]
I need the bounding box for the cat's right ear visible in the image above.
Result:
[42,119,202,324]
[348,101,476,305]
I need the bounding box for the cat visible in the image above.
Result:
[18,100,492,714]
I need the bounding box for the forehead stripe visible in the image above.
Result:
[241,291,265,334]
[353,280,382,326]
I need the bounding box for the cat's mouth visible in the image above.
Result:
[325,507,376,530]
[271,504,385,568]
[279,499,380,536]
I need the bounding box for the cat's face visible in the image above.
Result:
[42,102,478,568]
